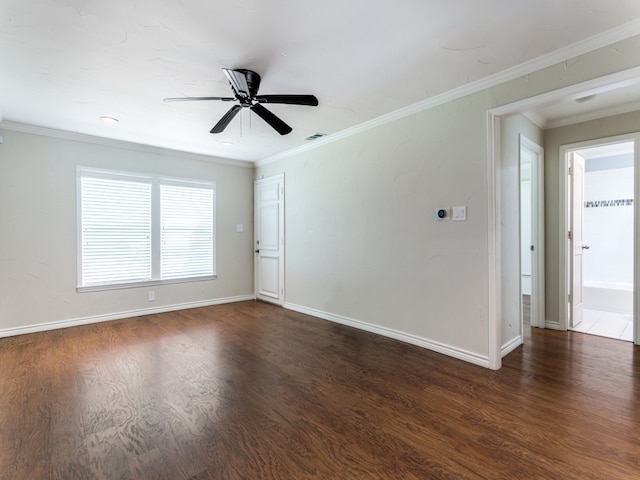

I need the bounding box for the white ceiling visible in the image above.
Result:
[2,1,640,163]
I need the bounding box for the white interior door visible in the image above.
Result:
[570,152,586,328]
[254,174,284,305]
[520,136,545,329]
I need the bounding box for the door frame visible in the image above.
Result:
[558,133,639,344]
[488,67,640,368]
[520,135,546,329]
[254,174,285,305]
[568,151,586,329]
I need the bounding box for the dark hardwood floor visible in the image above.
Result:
[0,301,638,479]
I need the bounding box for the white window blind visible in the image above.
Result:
[78,169,216,290]
[81,177,152,286]
[160,184,214,280]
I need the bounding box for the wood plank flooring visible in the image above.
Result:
[0,300,638,479]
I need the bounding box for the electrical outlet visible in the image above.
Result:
[148,291,155,302]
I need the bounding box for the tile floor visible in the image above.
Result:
[571,308,634,342]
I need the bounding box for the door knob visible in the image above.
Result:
[582,245,590,250]
[255,249,260,253]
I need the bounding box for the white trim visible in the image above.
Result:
[502,336,523,357]
[0,295,255,339]
[522,111,547,130]
[257,20,640,167]
[0,121,253,169]
[636,140,640,346]
[486,112,502,370]
[545,321,562,331]
[284,303,491,368]
[76,275,218,293]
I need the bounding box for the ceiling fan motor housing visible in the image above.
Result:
[234,69,261,104]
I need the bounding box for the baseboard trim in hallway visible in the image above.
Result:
[285,302,491,368]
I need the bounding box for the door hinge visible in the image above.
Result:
[568,294,572,303]
[568,231,572,240]
[530,245,534,252]
[568,166,573,175]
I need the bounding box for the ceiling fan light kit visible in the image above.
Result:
[164,68,318,136]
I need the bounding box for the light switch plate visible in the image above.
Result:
[452,206,467,221]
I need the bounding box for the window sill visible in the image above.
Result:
[76,275,217,293]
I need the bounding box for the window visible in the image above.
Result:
[78,168,216,290]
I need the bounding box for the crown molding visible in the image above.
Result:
[0,121,254,169]
[256,19,640,167]
[522,111,548,129]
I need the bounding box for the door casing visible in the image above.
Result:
[559,133,639,345]
[569,152,586,328]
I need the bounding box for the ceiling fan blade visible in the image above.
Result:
[255,94,319,106]
[210,105,242,134]
[163,96,235,102]
[250,103,292,135]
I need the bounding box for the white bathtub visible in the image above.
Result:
[583,281,633,314]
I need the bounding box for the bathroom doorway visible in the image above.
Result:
[567,139,635,341]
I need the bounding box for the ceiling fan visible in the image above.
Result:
[163,68,318,136]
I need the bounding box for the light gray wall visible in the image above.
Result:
[544,109,640,326]
[0,129,255,333]
[258,93,493,360]
[500,114,543,348]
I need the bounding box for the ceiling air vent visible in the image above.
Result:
[305,132,326,141]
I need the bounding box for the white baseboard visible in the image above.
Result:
[544,321,563,330]
[0,294,255,338]
[284,302,490,368]
[501,335,523,357]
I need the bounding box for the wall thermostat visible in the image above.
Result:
[435,207,450,220]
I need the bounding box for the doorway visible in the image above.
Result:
[565,138,636,341]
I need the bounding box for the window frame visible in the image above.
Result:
[76,167,217,292]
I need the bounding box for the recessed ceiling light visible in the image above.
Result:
[221,141,234,147]
[100,115,119,124]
